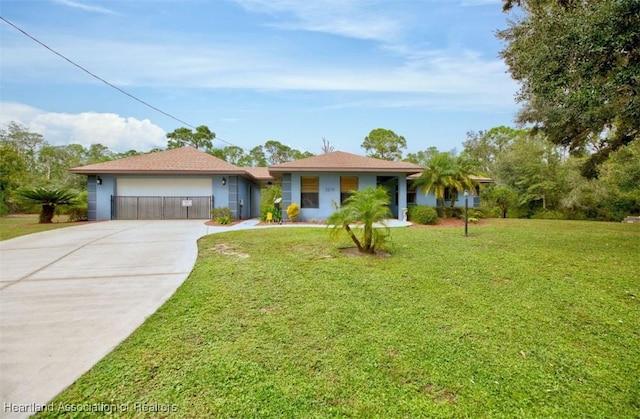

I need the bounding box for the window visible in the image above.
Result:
[407,183,417,205]
[301,176,319,208]
[340,176,358,204]
[444,187,454,201]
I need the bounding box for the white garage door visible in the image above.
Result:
[115,177,213,219]
[117,178,212,196]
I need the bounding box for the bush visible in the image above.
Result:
[286,203,300,221]
[211,207,233,223]
[408,206,438,225]
[67,205,88,222]
[445,207,464,219]
[531,209,565,220]
[260,185,282,221]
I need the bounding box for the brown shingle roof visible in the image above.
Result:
[69,147,245,175]
[244,167,274,181]
[269,151,423,173]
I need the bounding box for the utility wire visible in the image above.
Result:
[0,15,242,150]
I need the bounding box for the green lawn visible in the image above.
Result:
[0,214,78,241]
[40,219,640,417]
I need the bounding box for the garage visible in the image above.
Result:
[70,147,259,221]
[114,177,213,220]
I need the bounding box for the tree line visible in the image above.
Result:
[2,120,637,221]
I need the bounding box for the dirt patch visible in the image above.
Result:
[210,243,249,258]
[424,384,458,404]
[259,306,278,313]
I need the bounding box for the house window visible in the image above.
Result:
[340,176,358,204]
[444,187,454,201]
[301,176,319,208]
[407,183,417,205]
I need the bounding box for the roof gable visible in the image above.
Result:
[269,151,423,173]
[70,147,245,174]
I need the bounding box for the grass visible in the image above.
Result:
[39,219,639,417]
[0,214,78,241]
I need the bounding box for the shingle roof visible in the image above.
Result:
[244,167,274,181]
[69,147,245,175]
[269,151,423,173]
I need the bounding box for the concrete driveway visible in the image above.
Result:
[0,220,210,419]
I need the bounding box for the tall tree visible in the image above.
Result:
[248,146,267,167]
[461,126,526,174]
[321,137,335,154]
[0,121,45,185]
[0,144,27,214]
[209,146,247,166]
[166,125,215,150]
[404,146,440,166]
[361,128,407,161]
[263,140,313,165]
[498,0,640,177]
[493,133,566,211]
[86,143,114,164]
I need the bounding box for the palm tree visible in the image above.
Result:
[412,152,457,217]
[17,187,78,223]
[447,156,481,212]
[327,186,392,254]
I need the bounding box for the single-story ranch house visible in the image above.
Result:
[70,147,489,221]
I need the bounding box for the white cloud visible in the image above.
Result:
[1,34,515,96]
[232,0,402,42]
[52,0,121,15]
[0,102,166,152]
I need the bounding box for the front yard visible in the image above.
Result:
[0,214,79,241]
[39,219,639,417]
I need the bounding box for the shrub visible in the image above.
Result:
[445,207,464,219]
[67,205,88,222]
[211,207,233,223]
[260,185,283,221]
[531,209,565,220]
[286,203,300,221]
[408,206,438,225]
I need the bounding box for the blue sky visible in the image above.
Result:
[0,0,519,156]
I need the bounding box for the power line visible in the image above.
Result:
[0,15,242,150]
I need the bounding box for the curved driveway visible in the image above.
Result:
[0,218,408,418]
[0,220,217,419]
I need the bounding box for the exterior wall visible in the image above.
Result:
[87,175,97,221]
[95,175,116,220]
[211,175,229,210]
[282,174,292,221]
[284,172,410,222]
[414,189,481,208]
[250,184,261,218]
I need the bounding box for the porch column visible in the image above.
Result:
[397,176,408,220]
